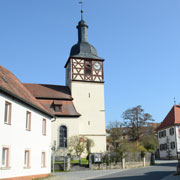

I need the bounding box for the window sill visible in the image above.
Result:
[24,166,31,169]
[4,123,11,125]
[26,129,31,131]
[0,167,11,170]
[41,166,46,168]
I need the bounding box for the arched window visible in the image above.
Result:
[59,126,67,148]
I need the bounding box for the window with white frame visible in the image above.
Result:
[42,119,46,135]
[169,128,174,135]
[26,111,31,131]
[159,130,166,138]
[2,147,9,168]
[41,152,46,167]
[170,142,175,149]
[4,101,11,125]
[159,144,167,151]
[24,150,30,168]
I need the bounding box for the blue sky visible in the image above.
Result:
[0,0,180,125]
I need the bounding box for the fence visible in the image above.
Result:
[51,152,153,172]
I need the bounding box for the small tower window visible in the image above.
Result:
[85,60,92,76]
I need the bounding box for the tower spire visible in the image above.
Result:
[68,1,102,59]
[79,1,84,20]
[77,1,88,43]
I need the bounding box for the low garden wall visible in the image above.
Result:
[52,152,153,171]
[91,161,151,170]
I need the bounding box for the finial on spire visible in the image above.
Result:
[174,97,176,105]
[79,0,84,20]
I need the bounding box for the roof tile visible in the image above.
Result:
[157,105,180,130]
[0,66,52,116]
[23,83,72,100]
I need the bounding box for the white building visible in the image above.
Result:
[24,12,107,155]
[0,11,106,179]
[0,66,52,179]
[157,105,180,159]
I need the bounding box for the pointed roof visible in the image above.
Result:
[0,66,52,117]
[69,11,103,60]
[157,105,180,131]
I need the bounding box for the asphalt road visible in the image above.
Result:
[88,161,177,180]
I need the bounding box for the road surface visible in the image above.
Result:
[88,160,177,180]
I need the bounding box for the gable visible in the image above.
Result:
[157,105,180,131]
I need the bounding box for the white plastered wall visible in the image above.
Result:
[51,117,79,151]
[158,127,177,159]
[0,93,51,179]
[71,81,106,153]
[175,126,180,152]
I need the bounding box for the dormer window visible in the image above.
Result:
[53,100,62,112]
[54,105,62,112]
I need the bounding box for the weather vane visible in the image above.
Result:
[79,0,84,20]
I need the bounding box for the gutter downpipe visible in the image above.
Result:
[175,125,178,159]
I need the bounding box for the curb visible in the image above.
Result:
[84,169,129,180]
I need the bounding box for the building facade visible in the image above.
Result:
[0,66,52,179]
[24,12,107,155]
[0,12,106,179]
[157,105,180,159]
[64,13,106,153]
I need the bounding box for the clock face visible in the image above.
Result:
[93,62,101,70]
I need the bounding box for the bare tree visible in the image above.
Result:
[122,105,154,142]
[107,120,123,151]
[68,136,94,163]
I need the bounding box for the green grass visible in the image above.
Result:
[54,158,88,165]
[51,158,89,172]
[81,158,89,164]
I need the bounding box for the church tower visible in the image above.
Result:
[65,11,106,153]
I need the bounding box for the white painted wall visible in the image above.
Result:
[158,127,177,159]
[0,93,51,179]
[175,126,180,152]
[71,81,106,153]
[51,117,79,149]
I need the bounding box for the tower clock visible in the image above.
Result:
[64,10,106,153]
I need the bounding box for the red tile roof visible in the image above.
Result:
[0,66,52,117]
[38,99,80,117]
[157,105,180,131]
[23,83,72,100]
[24,83,80,117]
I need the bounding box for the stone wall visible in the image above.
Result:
[91,160,150,170]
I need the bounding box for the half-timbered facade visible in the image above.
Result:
[66,58,104,82]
